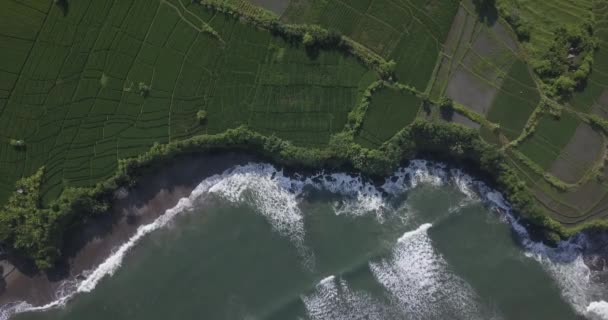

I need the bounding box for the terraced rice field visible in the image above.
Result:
[0,0,376,205]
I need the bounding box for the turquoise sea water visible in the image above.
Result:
[7,161,608,320]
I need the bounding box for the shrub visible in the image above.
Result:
[9,139,25,150]
[438,96,454,120]
[138,82,150,98]
[196,110,208,123]
[302,32,314,46]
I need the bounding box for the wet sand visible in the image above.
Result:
[0,152,256,307]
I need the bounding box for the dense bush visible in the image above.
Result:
[532,23,597,98]
[496,3,531,41]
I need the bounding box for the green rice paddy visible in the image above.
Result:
[0,0,377,205]
[485,60,540,140]
[355,86,422,148]
[517,113,580,170]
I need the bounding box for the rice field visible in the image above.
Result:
[517,113,580,170]
[484,60,540,141]
[282,0,460,91]
[0,0,376,205]
[355,86,422,148]
[3,0,608,229]
[497,0,594,54]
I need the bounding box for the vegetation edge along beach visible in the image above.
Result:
[1,120,603,270]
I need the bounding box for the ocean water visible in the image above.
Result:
[5,161,608,320]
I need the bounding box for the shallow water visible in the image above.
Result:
[5,161,608,320]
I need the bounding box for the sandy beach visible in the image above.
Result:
[0,152,256,307]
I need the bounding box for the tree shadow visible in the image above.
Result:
[54,0,69,17]
[440,106,455,121]
[472,0,498,26]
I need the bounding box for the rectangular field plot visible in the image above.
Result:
[516,113,580,170]
[546,122,604,184]
[355,86,422,148]
[485,60,540,141]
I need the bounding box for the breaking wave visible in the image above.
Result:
[1,160,607,320]
[302,275,393,320]
[369,223,490,320]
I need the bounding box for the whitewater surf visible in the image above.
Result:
[2,160,607,320]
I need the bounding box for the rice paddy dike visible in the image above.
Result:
[1,0,608,269]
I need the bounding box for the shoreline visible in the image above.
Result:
[0,152,256,308]
[0,150,607,317]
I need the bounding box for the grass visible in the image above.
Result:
[485,60,540,140]
[517,113,580,170]
[355,86,422,148]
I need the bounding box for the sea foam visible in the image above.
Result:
[369,223,488,320]
[1,160,606,320]
[302,275,391,320]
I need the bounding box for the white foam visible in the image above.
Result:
[369,223,487,319]
[587,301,608,320]
[206,164,306,245]
[2,159,606,320]
[0,160,494,319]
[302,275,391,320]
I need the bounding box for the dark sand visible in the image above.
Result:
[0,152,256,307]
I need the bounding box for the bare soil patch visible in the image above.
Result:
[548,123,604,184]
[461,25,516,85]
[533,188,585,225]
[491,22,519,52]
[446,65,499,115]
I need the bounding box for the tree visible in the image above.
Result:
[472,0,497,24]
[554,75,576,95]
[379,60,396,79]
[138,82,150,98]
[9,139,25,150]
[438,96,454,120]
[196,110,208,123]
[302,32,314,47]
[53,0,69,16]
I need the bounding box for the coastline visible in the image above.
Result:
[0,152,256,308]
[0,152,606,319]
